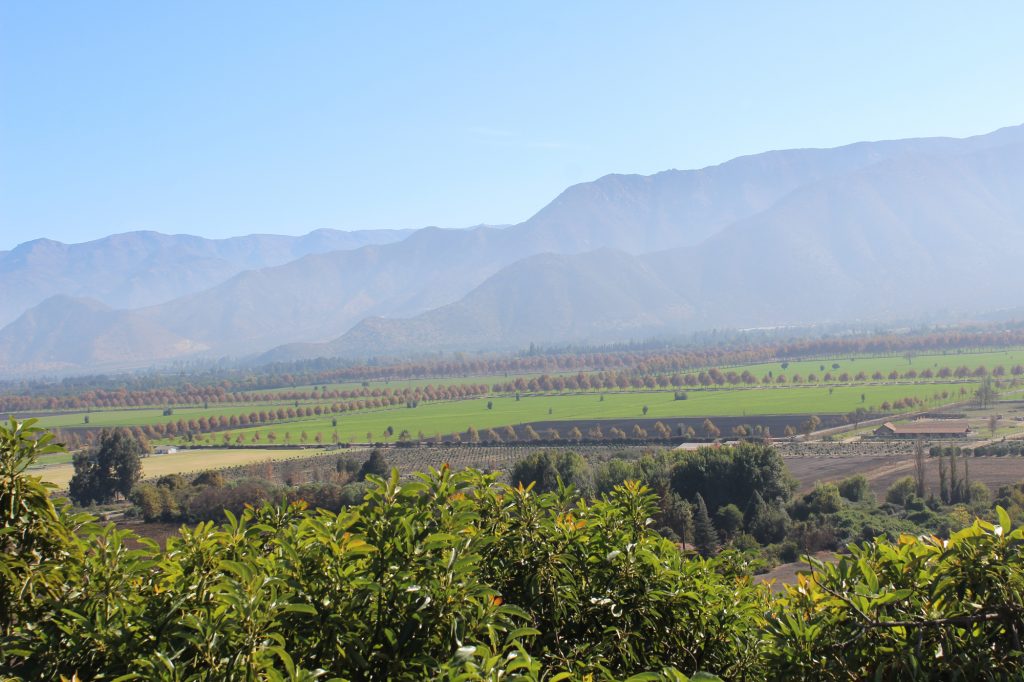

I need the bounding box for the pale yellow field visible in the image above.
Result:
[34,448,336,489]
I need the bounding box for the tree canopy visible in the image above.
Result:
[4,420,1024,680]
[67,428,145,506]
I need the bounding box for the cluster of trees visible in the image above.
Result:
[67,428,146,506]
[129,451,388,524]
[511,444,999,567]
[972,441,1024,457]
[4,420,1024,679]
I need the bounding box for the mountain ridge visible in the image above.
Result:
[0,227,417,326]
[3,123,1024,372]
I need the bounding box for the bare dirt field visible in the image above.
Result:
[783,450,1024,499]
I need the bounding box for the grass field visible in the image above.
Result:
[240,372,540,397]
[32,448,333,489]
[15,348,1018,451]
[202,381,972,445]
[715,349,1024,381]
[244,349,1024,396]
[32,403,324,429]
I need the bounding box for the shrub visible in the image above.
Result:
[885,476,917,506]
[837,474,871,502]
[4,421,1024,680]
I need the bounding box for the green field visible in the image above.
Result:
[15,348,1017,450]
[242,349,1024,396]
[722,348,1024,381]
[238,371,558,398]
[19,350,1018,435]
[32,402,328,429]
[203,381,971,444]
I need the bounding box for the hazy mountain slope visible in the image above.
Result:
[0,228,414,326]
[286,249,692,357]
[516,124,1024,255]
[314,142,1024,356]
[0,296,203,372]
[4,123,1024,370]
[140,225,535,354]
[650,142,1024,327]
[142,128,1024,358]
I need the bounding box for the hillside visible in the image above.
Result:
[0,227,414,326]
[314,141,1024,355]
[318,249,693,356]
[0,296,202,371]
[3,124,1024,371]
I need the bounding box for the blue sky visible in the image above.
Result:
[2,2,1022,249]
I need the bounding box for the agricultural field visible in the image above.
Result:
[247,349,1024,396]
[781,445,1024,501]
[11,349,1022,492]
[10,349,1019,447]
[32,447,334,489]
[715,348,1024,382]
[188,380,972,445]
[239,372,549,398]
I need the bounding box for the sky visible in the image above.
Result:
[2,2,1023,249]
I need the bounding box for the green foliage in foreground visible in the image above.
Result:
[3,419,1024,680]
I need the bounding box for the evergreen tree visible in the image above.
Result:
[357,449,390,481]
[68,428,144,506]
[693,493,719,556]
[658,490,693,544]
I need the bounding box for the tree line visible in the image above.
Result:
[6,324,1024,411]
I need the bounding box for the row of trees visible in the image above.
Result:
[7,324,1024,412]
[488,363,1014,396]
[0,378,489,413]
[254,326,1024,384]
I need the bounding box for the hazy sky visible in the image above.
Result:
[2,2,1023,249]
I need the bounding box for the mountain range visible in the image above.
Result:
[0,228,414,327]
[2,123,1023,374]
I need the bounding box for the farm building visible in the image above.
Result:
[154,445,178,455]
[874,420,970,439]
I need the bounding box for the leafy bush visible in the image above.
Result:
[670,443,796,515]
[837,474,871,502]
[510,449,595,497]
[886,476,918,506]
[3,420,1024,680]
[766,510,1024,679]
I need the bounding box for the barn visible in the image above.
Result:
[873,420,970,439]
